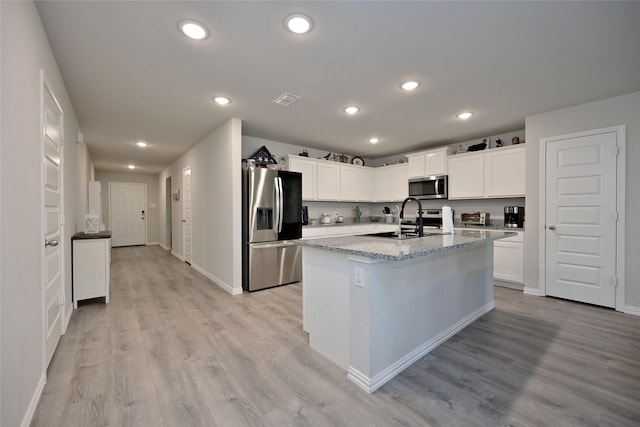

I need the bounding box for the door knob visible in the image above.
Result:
[45,239,59,247]
[548,225,556,230]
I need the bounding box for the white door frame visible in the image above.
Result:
[40,71,65,371]
[183,166,192,264]
[539,125,626,311]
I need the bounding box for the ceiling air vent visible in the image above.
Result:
[272,92,301,106]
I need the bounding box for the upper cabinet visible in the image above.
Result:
[373,163,409,202]
[447,152,485,199]
[484,147,526,198]
[316,162,341,201]
[288,155,317,200]
[448,146,525,199]
[340,164,373,202]
[406,147,455,178]
[288,155,407,202]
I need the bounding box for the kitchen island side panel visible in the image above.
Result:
[349,242,494,389]
[301,240,495,393]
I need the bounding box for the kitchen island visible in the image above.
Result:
[296,229,515,393]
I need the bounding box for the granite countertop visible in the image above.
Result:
[453,222,525,231]
[295,229,516,261]
[72,231,112,240]
[304,218,394,228]
[303,219,523,231]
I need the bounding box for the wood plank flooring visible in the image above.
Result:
[32,245,640,426]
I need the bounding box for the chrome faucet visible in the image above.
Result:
[400,197,424,237]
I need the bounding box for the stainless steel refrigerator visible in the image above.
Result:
[242,166,302,292]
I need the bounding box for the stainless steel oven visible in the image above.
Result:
[408,175,448,200]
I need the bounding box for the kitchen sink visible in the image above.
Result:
[363,231,445,240]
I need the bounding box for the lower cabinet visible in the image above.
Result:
[72,236,111,308]
[493,232,524,285]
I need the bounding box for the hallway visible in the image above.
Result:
[32,246,640,426]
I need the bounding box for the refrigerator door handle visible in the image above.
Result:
[274,177,281,234]
[276,177,284,233]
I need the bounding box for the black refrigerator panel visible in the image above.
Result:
[277,170,302,240]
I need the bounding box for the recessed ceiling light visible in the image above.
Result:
[369,137,380,144]
[178,20,209,40]
[400,81,420,91]
[456,112,474,120]
[127,164,136,170]
[213,96,231,105]
[344,106,360,115]
[284,14,313,34]
[136,141,148,148]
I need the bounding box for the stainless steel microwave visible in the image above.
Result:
[408,175,448,199]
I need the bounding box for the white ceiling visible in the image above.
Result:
[36,1,640,173]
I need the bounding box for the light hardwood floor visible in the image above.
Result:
[32,245,640,426]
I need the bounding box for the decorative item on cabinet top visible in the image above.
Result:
[351,156,365,166]
[248,145,277,166]
[323,152,350,163]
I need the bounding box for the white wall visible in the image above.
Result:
[525,91,640,309]
[0,2,92,426]
[94,170,160,244]
[158,118,243,294]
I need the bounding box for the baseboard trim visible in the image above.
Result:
[191,263,243,295]
[347,301,495,394]
[21,371,46,427]
[523,287,541,296]
[62,305,73,334]
[624,305,640,317]
[171,250,185,262]
[158,243,170,251]
[146,241,159,246]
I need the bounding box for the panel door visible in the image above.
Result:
[545,131,618,307]
[42,77,64,367]
[110,182,146,247]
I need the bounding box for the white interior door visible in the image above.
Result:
[544,130,618,307]
[42,75,64,366]
[183,167,192,264]
[109,182,147,247]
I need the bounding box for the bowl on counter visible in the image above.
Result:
[369,216,380,223]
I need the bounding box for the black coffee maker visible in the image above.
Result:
[504,206,525,228]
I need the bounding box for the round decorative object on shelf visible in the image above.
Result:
[351,156,365,166]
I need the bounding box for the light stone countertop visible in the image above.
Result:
[295,229,516,261]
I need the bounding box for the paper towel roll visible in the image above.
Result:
[442,205,454,234]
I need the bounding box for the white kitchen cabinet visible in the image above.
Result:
[484,146,526,198]
[448,146,525,200]
[72,235,111,308]
[288,155,317,200]
[340,164,373,201]
[316,162,341,201]
[406,147,454,178]
[373,163,409,202]
[447,152,485,199]
[493,231,524,285]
